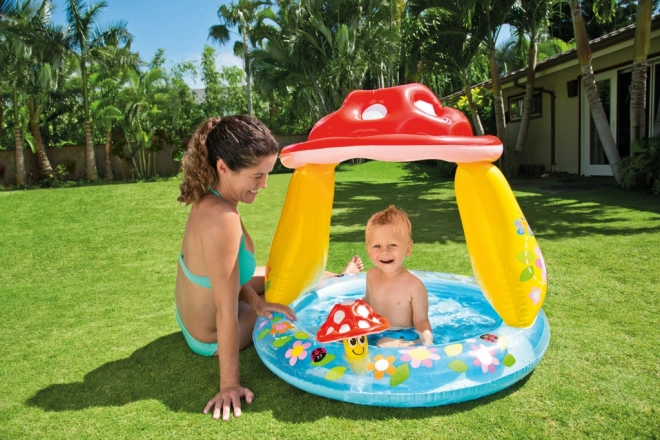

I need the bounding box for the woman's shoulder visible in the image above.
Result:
[191,195,242,235]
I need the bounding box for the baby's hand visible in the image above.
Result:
[417,330,433,346]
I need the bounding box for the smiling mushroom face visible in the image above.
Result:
[317,300,390,364]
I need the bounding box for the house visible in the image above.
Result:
[450,15,660,177]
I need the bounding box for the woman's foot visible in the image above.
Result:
[342,255,364,274]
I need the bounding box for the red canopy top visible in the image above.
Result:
[280,83,502,168]
[316,299,390,343]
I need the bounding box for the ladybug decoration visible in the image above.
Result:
[480,333,499,343]
[311,347,326,363]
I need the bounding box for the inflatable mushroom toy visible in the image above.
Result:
[265,83,547,329]
[317,299,389,371]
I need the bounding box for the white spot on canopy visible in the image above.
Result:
[356,304,370,318]
[333,310,345,324]
[358,320,370,329]
[362,104,387,120]
[414,100,436,116]
[339,324,350,334]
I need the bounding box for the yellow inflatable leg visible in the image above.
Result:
[455,162,547,328]
[265,163,337,305]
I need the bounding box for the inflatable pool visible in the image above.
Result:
[253,271,550,407]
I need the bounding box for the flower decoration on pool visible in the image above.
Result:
[270,321,295,336]
[366,355,397,380]
[399,347,441,368]
[469,344,500,373]
[285,340,312,366]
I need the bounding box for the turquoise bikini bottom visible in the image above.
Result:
[175,307,217,357]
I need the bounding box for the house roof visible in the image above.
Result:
[442,14,660,101]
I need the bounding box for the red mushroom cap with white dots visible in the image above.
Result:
[280,83,502,168]
[316,299,390,343]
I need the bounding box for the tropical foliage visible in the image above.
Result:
[0,0,654,189]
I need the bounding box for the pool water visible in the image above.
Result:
[292,274,502,345]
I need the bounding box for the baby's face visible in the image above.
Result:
[365,225,412,273]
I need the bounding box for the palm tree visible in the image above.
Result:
[64,0,132,181]
[568,0,621,183]
[497,36,574,73]
[252,0,400,121]
[117,67,169,178]
[407,1,488,135]
[407,0,516,142]
[89,44,139,180]
[90,73,124,180]
[471,0,518,144]
[5,0,67,181]
[506,0,560,177]
[209,0,273,116]
[630,0,653,146]
[0,0,26,185]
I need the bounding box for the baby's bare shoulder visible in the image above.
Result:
[403,271,427,294]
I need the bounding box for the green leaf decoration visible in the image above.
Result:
[325,366,347,381]
[311,353,336,367]
[503,354,516,367]
[272,336,292,348]
[515,251,534,264]
[264,280,271,292]
[519,266,535,282]
[294,332,308,340]
[448,360,469,373]
[390,363,411,387]
[257,329,269,341]
[444,344,463,357]
[270,316,283,324]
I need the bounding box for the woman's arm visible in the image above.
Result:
[239,283,296,321]
[201,206,251,421]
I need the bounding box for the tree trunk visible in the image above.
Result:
[489,48,506,142]
[464,79,484,136]
[13,124,26,186]
[630,61,648,145]
[28,110,54,179]
[570,1,621,183]
[510,38,539,178]
[582,63,621,182]
[104,129,113,180]
[84,119,98,181]
[630,0,653,149]
[243,29,253,116]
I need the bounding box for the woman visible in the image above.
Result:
[175,116,362,422]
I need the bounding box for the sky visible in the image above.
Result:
[50,0,242,88]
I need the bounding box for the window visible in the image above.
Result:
[508,92,542,121]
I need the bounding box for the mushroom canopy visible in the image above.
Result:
[279,83,502,169]
[317,299,390,343]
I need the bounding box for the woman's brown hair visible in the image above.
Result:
[178,115,279,205]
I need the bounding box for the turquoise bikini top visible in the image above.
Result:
[178,191,256,288]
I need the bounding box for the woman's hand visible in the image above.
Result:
[255,300,297,321]
[204,385,254,421]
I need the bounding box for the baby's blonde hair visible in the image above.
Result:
[365,205,412,243]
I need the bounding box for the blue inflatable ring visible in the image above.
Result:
[253,271,550,407]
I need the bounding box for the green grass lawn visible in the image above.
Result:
[1,161,659,439]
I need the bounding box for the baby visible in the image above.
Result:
[362,205,433,347]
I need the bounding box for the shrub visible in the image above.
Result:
[620,135,660,195]
[518,164,546,177]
